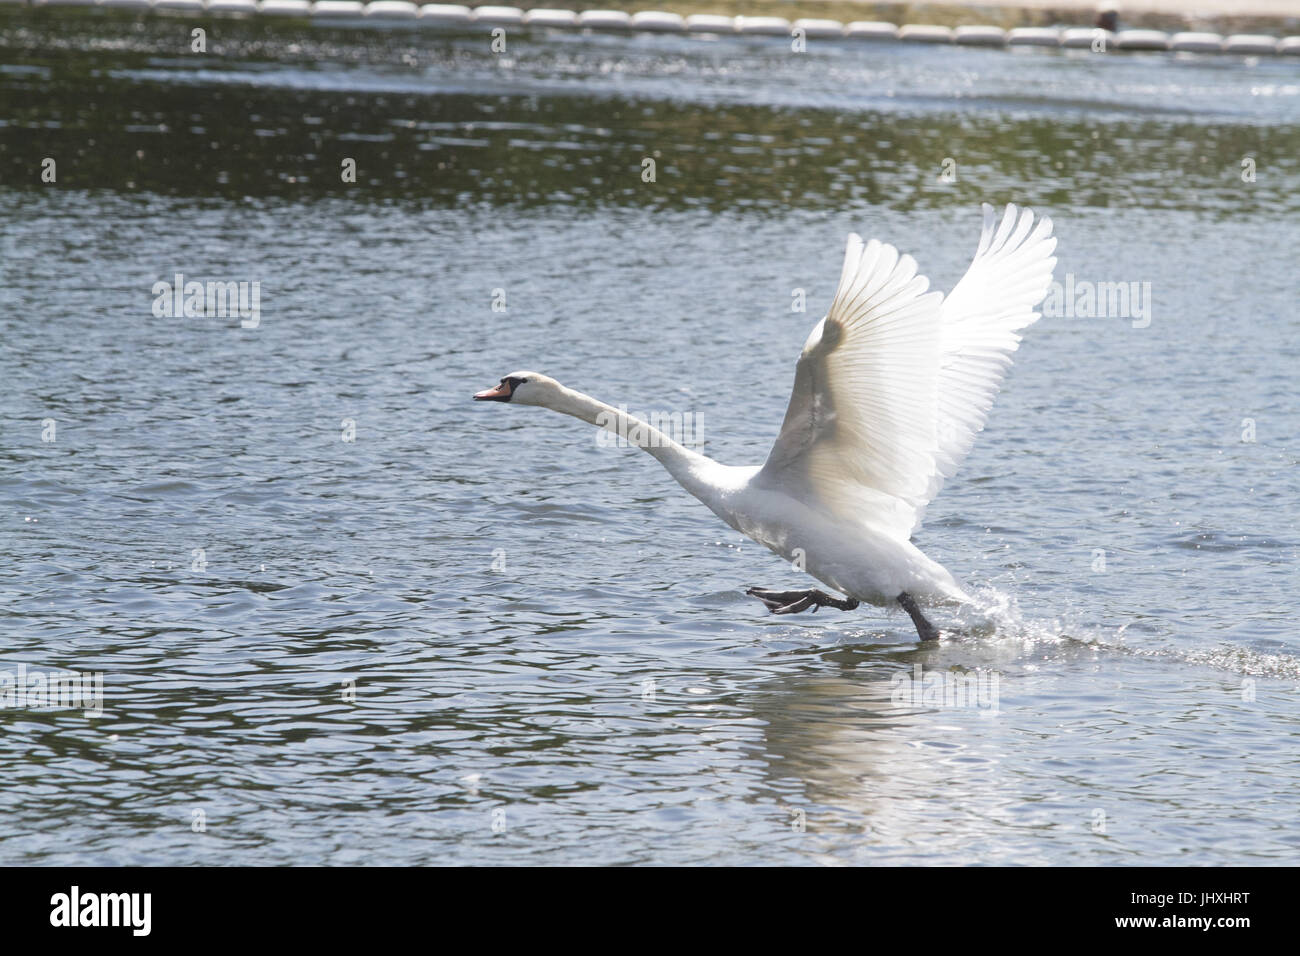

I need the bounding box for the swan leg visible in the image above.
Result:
[746,587,860,615]
[898,592,940,642]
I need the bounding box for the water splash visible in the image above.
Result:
[955,582,1300,680]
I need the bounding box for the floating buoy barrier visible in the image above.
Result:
[5,3,1300,59]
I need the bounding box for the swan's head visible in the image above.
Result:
[473,371,558,407]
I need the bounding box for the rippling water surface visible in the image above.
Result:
[2,12,1299,865]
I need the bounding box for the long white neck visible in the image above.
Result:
[545,384,715,493]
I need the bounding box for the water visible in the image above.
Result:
[2,13,1299,865]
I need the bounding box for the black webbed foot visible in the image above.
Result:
[746,587,860,615]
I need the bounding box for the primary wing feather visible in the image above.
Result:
[757,204,1056,540]
[757,235,945,540]
[921,203,1057,529]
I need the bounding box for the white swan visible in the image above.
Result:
[475,203,1057,641]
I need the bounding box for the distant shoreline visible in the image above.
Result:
[568,2,1300,34]
[4,1,1299,36]
[600,1,1300,33]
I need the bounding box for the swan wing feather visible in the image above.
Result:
[757,204,1056,539]
[921,203,1057,530]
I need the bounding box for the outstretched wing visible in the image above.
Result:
[755,234,945,541]
[927,203,1057,525]
[755,203,1056,540]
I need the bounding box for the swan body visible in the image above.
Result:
[475,203,1057,640]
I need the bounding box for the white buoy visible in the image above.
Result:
[577,9,632,30]
[417,3,469,23]
[523,8,576,28]
[364,0,418,16]
[792,19,844,40]
[899,24,955,44]
[1007,27,1061,47]
[685,14,734,34]
[311,0,365,14]
[1061,27,1112,49]
[1116,29,1170,51]
[260,0,312,15]
[630,11,684,33]
[735,16,791,37]
[1168,32,1223,52]
[206,0,259,13]
[1280,36,1300,55]
[472,5,522,25]
[955,25,1006,47]
[1223,34,1278,54]
[845,22,900,41]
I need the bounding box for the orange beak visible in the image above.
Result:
[474,381,512,402]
